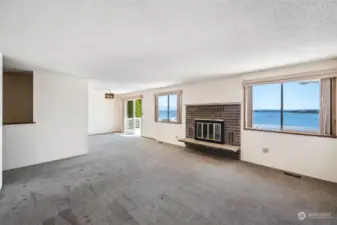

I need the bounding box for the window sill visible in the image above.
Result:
[3,122,36,126]
[244,127,337,138]
[156,120,181,124]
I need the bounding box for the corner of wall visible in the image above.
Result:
[0,52,3,189]
[88,89,119,135]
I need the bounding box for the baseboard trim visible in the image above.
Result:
[3,153,87,172]
[141,135,156,140]
[88,131,121,136]
[241,160,336,184]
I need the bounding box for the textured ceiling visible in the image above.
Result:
[1,0,337,93]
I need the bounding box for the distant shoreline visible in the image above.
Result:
[254,109,319,114]
[159,109,320,114]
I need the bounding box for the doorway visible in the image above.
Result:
[124,98,142,135]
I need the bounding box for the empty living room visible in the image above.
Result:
[1,0,337,224]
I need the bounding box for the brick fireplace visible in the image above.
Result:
[185,103,241,148]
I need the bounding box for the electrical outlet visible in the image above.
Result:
[262,148,269,153]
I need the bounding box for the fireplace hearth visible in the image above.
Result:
[195,119,225,144]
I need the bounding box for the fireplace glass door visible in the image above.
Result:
[195,120,224,144]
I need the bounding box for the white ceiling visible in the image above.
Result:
[1,0,337,93]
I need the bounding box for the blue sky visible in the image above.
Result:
[253,81,320,110]
[158,94,178,110]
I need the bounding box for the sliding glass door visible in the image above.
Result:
[124,99,142,135]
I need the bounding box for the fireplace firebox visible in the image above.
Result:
[194,119,225,144]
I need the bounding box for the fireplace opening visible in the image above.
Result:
[195,119,225,144]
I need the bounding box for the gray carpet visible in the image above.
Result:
[0,134,336,225]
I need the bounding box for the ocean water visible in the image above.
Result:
[253,111,319,131]
[160,110,320,132]
[159,110,177,120]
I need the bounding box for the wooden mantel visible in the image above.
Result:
[178,138,240,152]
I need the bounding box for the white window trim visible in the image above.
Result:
[243,76,337,138]
[154,90,182,124]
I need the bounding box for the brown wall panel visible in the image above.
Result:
[3,72,33,124]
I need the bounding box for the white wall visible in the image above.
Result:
[0,53,3,189]
[120,59,337,183]
[3,71,88,170]
[88,89,120,135]
[240,59,337,183]
[121,75,242,145]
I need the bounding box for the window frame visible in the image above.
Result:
[243,77,337,138]
[154,90,182,124]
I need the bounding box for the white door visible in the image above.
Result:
[124,99,142,135]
